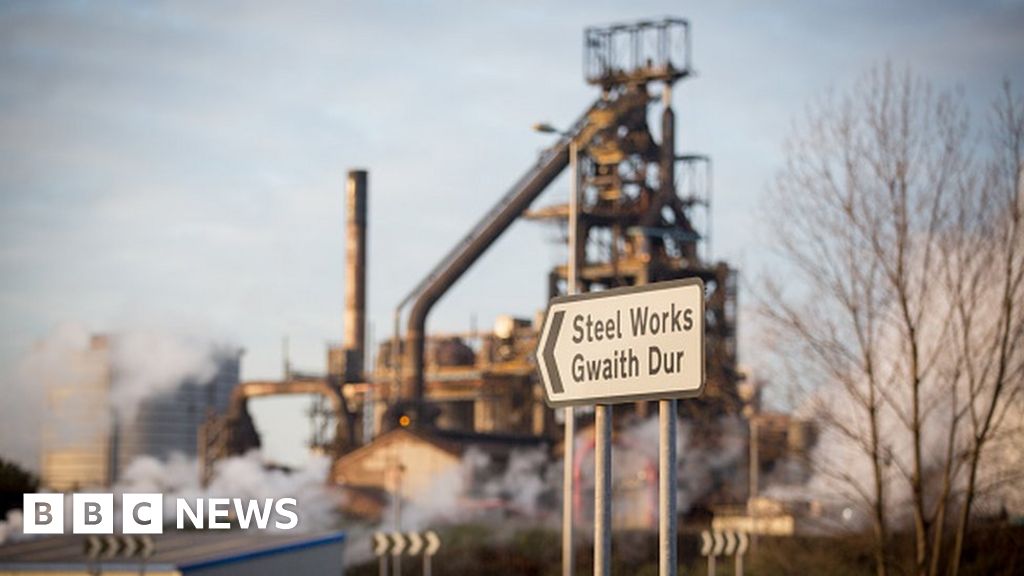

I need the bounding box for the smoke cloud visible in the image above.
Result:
[115,451,341,534]
[0,323,230,474]
[108,330,219,421]
[359,414,748,552]
[0,450,340,545]
[0,323,91,472]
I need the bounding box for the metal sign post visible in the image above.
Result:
[390,531,405,576]
[700,530,748,576]
[536,278,705,576]
[423,530,441,576]
[563,407,575,576]
[594,403,612,576]
[564,136,580,576]
[373,532,389,576]
[701,530,715,575]
[660,399,678,576]
[373,530,440,576]
[735,532,749,576]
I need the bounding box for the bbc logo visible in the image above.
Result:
[23,493,163,535]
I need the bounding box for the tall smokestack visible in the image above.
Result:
[344,169,368,380]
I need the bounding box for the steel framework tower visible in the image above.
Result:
[529,19,741,421]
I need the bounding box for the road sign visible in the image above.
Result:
[712,530,726,556]
[723,531,737,555]
[390,532,406,556]
[700,531,713,556]
[84,536,102,560]
[371,531,441,557]
[700,530,748,558]
[423,530,441,576]
[735,532,749,576]
[122,535,138,557]
[536,279,705,407]
[102,535,120,559]
[83,535,154,561]
[701,530,750,576]
[139,535,155,559]
[424,531,441,556]
[736,532,749,556]
[407,532,423,556]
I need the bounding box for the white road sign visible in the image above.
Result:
[536,279,705,407]
[84,535,154,560]
[736,532,749,556]
[723,531,737,555]
[407,532,423,556]
[700,531,713,556]
[390,532,406,556]
[424,530,441,556]
[700,530,749,558]
[371,531,441,557]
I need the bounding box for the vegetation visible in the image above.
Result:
[346,524,1023,575]
[0,457,38,517]
[761,65,1023,576]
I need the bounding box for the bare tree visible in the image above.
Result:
[761,65,1021,576]
[946,82,1024,576]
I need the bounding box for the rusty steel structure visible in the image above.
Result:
[387,17,740,433]
[201,19,744,493]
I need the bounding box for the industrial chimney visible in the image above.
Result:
[343,169,368,381]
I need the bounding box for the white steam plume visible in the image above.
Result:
[0,323,230,474]
[362,414,747,553]
[0,451,341,545]
[109,330,219,421]
[0,323,92,472]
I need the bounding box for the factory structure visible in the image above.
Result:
[193,17,816,530]
[39,334,241,490]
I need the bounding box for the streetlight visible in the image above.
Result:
[531,122,580,295]
[533,120,580,576]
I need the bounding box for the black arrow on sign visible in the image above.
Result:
[543,310,565,393]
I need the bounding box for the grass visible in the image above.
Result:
[346,522,1024,575]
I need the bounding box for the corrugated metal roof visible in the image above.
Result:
[0,530,345,573]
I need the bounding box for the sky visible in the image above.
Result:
[1,0,1022,468]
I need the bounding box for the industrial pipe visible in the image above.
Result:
[345,169,368,379]
[405,144,571,419]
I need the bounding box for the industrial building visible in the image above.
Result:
[333,427,548,521]
[0,531,346,576]
[40,335,241,490]
[197,17,814,530]
[40,335,114,491]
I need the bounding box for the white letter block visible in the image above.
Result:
[22,494,64,534]
[73,493,113,534]
[122,493,163,534]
